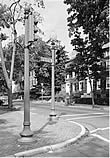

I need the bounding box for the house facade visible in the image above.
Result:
[65,71,93,96]
[102,42,110,90]
[65,43,109,96]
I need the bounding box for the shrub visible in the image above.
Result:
[0,100,3,106]
[55,91,68,102]
[75,96,109,105]
[94,90,109,105]
[70,92,81,103]
[95,98,109,105]
[75,98,92,104]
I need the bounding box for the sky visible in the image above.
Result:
[40,0,73,53]
[0,0,75,58]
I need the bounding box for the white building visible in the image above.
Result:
[65,74,93,96]
[65,42,109,96]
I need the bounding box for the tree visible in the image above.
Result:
[29,38,52,95]
[13,35,24,90]
[0,65,7,94]
[64,0,109,107]
[30,38,69,96]
[7,35,25,90]
[55,45,69,93]
[0,0,44,108]
[0,1,25,108]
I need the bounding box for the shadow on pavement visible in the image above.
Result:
[34,121,50,134]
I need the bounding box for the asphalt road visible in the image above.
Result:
[29,101,109,157]
[38,136,109,157]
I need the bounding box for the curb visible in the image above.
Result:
[14,122,88,157]
[69,104,109,111]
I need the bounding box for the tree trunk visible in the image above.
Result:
[0,39,14,109]
[88,77,95,108]
[87,68,95,108]
[8,85,13,109]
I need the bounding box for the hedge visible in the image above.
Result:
[75,97,109,105]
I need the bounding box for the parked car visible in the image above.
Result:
[0,95,8,106]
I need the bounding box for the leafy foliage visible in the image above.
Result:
[0,0,45,107]
[29,38,69,95]
[64,0,109,82]
[0,66,7,93]
[0,4,11,29]
[55,46,69,92]
[64,0,109,41]
[29,38,52,95]
[64,0,109,105]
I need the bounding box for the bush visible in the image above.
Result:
[95,98,109,105]
[56,91,82,104]
[55,91,68,102]
[70,92,81,103]
[75,96,109,105]
[75,98,92,104]
[30,87,41,100]
[0,100,3,106]
[94,90,109,105]
[30,92,41,100]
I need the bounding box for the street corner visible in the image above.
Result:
[90,127,110,143]
[13,119,87,157]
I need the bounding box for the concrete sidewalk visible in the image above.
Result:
[70,104,109,111]
[32,100,109,111]
[0,107,87,157]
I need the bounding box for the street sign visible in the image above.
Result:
[40,57,52,63]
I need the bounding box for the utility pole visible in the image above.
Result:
[49,32,57,122]
[18,4,39,142]
[49,47,56,118]
[19,6,33,143]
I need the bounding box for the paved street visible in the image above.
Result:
[0,0,109,157]
[30,101,109,157]
[38,136,109,157]
[0,100,109,157]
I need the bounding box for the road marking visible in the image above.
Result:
[67,114,108,121]
[61,113,104,117]
[90,127,110,134]
[91,133,110,143]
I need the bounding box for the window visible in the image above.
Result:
[104,51,109,58]
[84,79,87,93]
[66,74,69,79]
[107,84,110,88]
[97,79,101,90]
[106,77,110,89]
[74,83,77,91]
[106,60,110,69]
[81,82,84,91]
[69,72,72,78]
[72,72,75,78]
[75,83,79,91]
